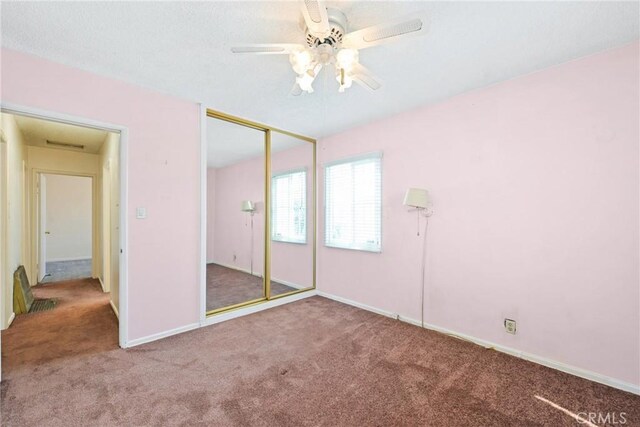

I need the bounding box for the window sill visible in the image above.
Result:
[272,239,307,245]
[324,244,381,253]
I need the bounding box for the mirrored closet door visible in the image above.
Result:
[205,115,266,313]
[205,110,315,316]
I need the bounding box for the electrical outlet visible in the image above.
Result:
[504,319,516,335]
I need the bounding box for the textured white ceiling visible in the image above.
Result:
[1,1,638,139]
[12,114,108,154]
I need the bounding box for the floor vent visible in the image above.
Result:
[29,299,57,313]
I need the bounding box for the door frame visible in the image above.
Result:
[0,102,129,349]
[0,132,7,336]
[33,170,97,283]
[37,173,47,282]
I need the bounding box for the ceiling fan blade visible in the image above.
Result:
[342,12,430,50]
[351,63,382,91]
[300,0,330,38]
[290,82,303,96]
[230,44,304,55]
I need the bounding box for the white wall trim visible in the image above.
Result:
[118,127,129,349]
[316,291,640,396]
[1,102,129,351]
[199,104,207,326]
[125,322,200,348]
[7,312,15,327]
[204,289,317,327]
[109,300,119,319]
[127,290,316,347]
[98,276,106,293]
[210,260,263,279]
[272,277,308,290]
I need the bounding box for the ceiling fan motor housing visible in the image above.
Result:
[304,8,348,49]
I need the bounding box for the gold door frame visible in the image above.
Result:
[205,109,316,317]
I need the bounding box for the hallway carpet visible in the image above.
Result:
[41,259,92,284]
[2,285,639,426]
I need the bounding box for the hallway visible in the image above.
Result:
[41,259,92,284]
[1,278,118,374]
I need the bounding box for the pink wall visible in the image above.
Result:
[317,42,640,387]
[209,143,314,288]
[212,156,265,274]
[1,48,201,340]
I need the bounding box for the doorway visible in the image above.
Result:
[37,173,94,284]
[0,107,127,359]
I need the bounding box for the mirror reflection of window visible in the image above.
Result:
[270,132,315,295]
[272,169,306,244]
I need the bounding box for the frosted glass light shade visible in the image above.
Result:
[403,188,429,209]
[241,200,255,212]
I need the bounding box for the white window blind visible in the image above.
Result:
[325,153,382,252]
[271,169,307,244]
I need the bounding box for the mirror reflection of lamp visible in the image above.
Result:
[241,200,256,276]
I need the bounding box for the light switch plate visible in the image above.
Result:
[136,207,147,219]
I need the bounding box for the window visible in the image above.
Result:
[324,153,382,252]
[271,169,307,244]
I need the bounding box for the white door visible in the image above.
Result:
[38,174,47,282]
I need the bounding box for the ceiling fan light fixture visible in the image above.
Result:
[297,72,316,93]
[316,43,334,64]
[337,73,353,93]
[232,2,429,96]
[290,49,314,75]
[336,48,359,71]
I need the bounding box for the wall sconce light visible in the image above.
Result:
[241,200,256,214]
[403,188,432,236]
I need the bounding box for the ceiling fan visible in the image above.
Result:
[231,1,430,95]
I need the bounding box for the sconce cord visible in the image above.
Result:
[420,216,429,329]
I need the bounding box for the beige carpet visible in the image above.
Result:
[2,281,639,426]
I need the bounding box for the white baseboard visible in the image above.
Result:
[204,289,317,327]
[7,312,15,328]
[272,277,308,290]
[98,277,106,292]
[316,291,640,396]
[109,300,119,319]
[209,261,263,278]
[47,256,92,262]
[207,261,307,289]
[125,322,200,348]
